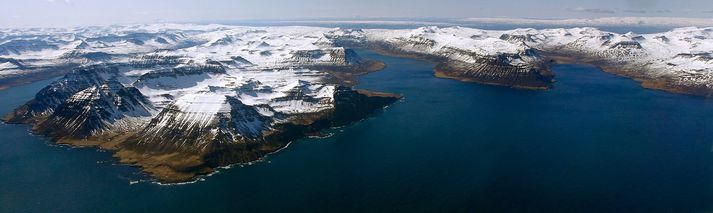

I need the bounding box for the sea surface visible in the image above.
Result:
[1,50,713,212]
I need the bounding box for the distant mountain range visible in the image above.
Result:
[267,17,713,27]
[460,17,713,27]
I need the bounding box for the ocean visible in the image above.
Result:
[1,49,712,212]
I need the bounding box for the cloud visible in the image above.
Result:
[623,9,672,14]
[626,0,658,9]
[655,9,672,13]
[623,9,646,13]
[570,7,616,14]
[569,6,673,15]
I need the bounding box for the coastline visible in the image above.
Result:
[0,64,77,91]
[1,58,402,184]
[358,44,555,90]
[1,48,710,184]
[2,30,712,212]
[545,54,713,97]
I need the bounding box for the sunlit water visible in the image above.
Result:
[1,50,712,212]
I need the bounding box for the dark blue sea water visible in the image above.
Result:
[1,50,713,212]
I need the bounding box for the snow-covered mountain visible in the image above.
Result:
[326,27,554,88]
[2,24,399,183]
[2,23,712,183]
[326,26,713,94]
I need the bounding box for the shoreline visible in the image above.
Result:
[433,67,552,90]
[0,64,78,91]
[2,55,402,184]
[544,54,713,97]
[358,45,555,90]
[2,49,709,184]
[56,89,400,184]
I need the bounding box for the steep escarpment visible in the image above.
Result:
[429,47,553,89]
[432,56,553,89]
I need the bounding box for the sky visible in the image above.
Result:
[1,0,713,27]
